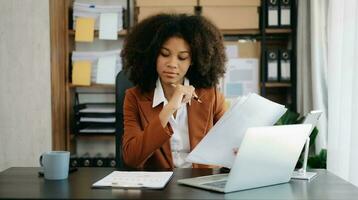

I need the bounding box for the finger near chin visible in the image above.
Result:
[182,97,191,104]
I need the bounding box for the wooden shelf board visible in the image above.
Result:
[222,29,260,35]
[69,83,115,89]
[221,29,292,35]
[265,28,292,34]
[68,29,127,36]
[262,82,292,88]
[72,134,115,140]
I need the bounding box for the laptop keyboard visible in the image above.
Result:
[202,180,227,188]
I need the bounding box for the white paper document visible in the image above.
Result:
[96,56,117,84]
[223,58,259,98]
[186,93,287,168]
[99,13,118,40]
[80,117,115,123]
[225,45,239,58]
[73,2,123,31]
[79,104,115,113]
[92,171,173,189]
[79,128,115,133]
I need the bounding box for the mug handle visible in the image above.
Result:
[39,154,44,167]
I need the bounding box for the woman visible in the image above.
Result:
[121,13,227,169]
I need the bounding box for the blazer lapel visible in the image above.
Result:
[187,89,211,151]
[137,91,173,168]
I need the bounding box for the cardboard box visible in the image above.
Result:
[137,7,195,22]
[136,0,197,22]
[225,40,261,59]
[200,0,260,30]
[137,0,197,7]
[200,0,260,6]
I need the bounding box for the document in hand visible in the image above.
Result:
[186,93,287,168]
[92,171,173,189]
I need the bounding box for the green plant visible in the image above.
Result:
[308,149,327,168]
[275,110,327,169]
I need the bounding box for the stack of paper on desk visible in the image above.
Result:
[92,171,173,189]
[186,93,287,168]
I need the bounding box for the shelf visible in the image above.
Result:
[222,29,260,35]
[262,82,292,88]
[72,134,115,141]
[69,83,115,89]
[265,28,292,34]
[220,29,292,36]
[68,29,127,37]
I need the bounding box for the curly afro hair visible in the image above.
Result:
[121,13,227,92]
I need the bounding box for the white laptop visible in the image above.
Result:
[302,110,322,130]
[177,124,312,193]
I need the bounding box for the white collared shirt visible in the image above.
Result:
[152,78,192,168]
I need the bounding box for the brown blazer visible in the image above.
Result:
[122,86,226,169]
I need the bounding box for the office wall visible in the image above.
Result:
[0,0,51,172]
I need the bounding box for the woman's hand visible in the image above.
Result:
[159,84,197,128]
[166,84,196,110]
[233,148,239,156]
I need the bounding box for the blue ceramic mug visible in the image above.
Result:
[39,151,70,180]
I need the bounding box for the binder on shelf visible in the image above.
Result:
[265,49,279,82]
[280,0,292,27]
[108,153,116,168]
[93,153,105,167]
[279,49,291,82]
[73,153,117,167]
[70,154,79,168]
[72,2,124,32]
[266,0,279,27]
[79,153,93,167]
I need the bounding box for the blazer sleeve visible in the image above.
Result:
[121,89,173,168]
[213,89,227,124]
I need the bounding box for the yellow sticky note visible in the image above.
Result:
[72,61,92,86]
[75,18,95,42]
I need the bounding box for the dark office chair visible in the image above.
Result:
[115,70,133,169]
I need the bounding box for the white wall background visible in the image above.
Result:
[0,0,52,172]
